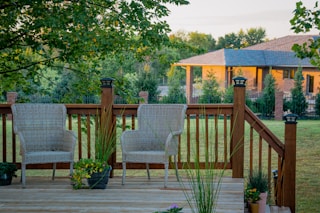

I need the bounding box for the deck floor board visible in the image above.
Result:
[0,176,244,213]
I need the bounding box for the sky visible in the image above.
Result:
[165,0,318,39]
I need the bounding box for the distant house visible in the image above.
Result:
[173,35,320,104]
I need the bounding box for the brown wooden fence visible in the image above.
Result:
[0,79,297,212]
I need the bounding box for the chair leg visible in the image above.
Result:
[174,155,179,181]
[164,162,168,188]
[52,163,56,180]
[21,164,26,188]
[122,162,126,185]
[146,163,150,180]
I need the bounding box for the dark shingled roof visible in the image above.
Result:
[175,35,318,68]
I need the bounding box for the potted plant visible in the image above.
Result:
[71,107,116,189]
[0,162,18,186]
[247,170,268,213]
[245,187,260,213]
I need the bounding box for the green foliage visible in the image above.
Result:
[261,74,276,117]
[136,71,160,103]
[315,93,320,116]
[247,170,268,193]
[245,187,261,203]
[181,155,224,213]
[215,27,266,49]
[0,162,17,177]
[199,72,222,104]
[160,69,186,103]
[289,67,308,116]
[290,1,320,68]
[71,106,116,189]
[223,86,234,103]
[244,27,267,46]
[0,0,189,97]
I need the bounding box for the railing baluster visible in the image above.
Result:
[187,114,191,163]
[250,126,253,175]
[259,135,262,171]
[214,114,218,163]
[86,114,91,159]
[77,114,82,160]
[223,115,228,163]
[2,114,7,162]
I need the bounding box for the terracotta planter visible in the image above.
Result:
[250,203,259,213]
[257,192,268,213]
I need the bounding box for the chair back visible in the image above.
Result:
[11,104,67,151]
[137,104,187,150]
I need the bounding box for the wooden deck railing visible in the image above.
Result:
[0,79,297,212]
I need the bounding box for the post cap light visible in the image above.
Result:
[283,113,298,124]
[232,76,247,87]
[100,77,114,88]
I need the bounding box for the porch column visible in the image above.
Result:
[100,77,115,177]
[186,66,193,104]
[283,114,297,213]
[231,76,246,178]
[274,91,284,120]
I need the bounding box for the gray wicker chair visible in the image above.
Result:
[121,104,187,188]
[11,104,76,187]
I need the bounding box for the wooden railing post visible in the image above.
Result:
[283,114,297,213]
[100,78,115,176]
[231,76,246,178]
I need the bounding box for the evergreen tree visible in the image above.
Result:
[199,72,221,103]
[289,67,308,116]
[160,69,186,103]
[136,72,160,104]
[261,74,276,117]
[315,93,320,116]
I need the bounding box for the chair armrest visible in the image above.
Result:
[165,130,183,154]
[17,131,27,153]
[62,130,77,151]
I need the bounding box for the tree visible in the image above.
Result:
[0,0,189,95]
[160,68,186,103]
[188,31,216,52]
[244,27,266,46]
[136,71,160,104]
[215,28,266,49]
[290,1,320,67]
[315,93,320,116]
[199,72,221,103]
[261,74,276,117]
[289,67,308,116]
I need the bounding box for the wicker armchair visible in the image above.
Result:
[11,104,76,187]
[121,104,187,188]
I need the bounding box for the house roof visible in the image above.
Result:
[174,35,318,68]
[244,35,318,51]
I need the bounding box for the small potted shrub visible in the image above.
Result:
[247,170,268,213]
[71,107,116,189]
[0,162,18,186]
[245,187,260,213]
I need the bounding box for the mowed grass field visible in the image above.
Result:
[1,119,319,212]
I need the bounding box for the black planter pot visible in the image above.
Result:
[0,173,13,186]
[87,167,112,189]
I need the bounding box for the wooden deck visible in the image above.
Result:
[0,175,244,213]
